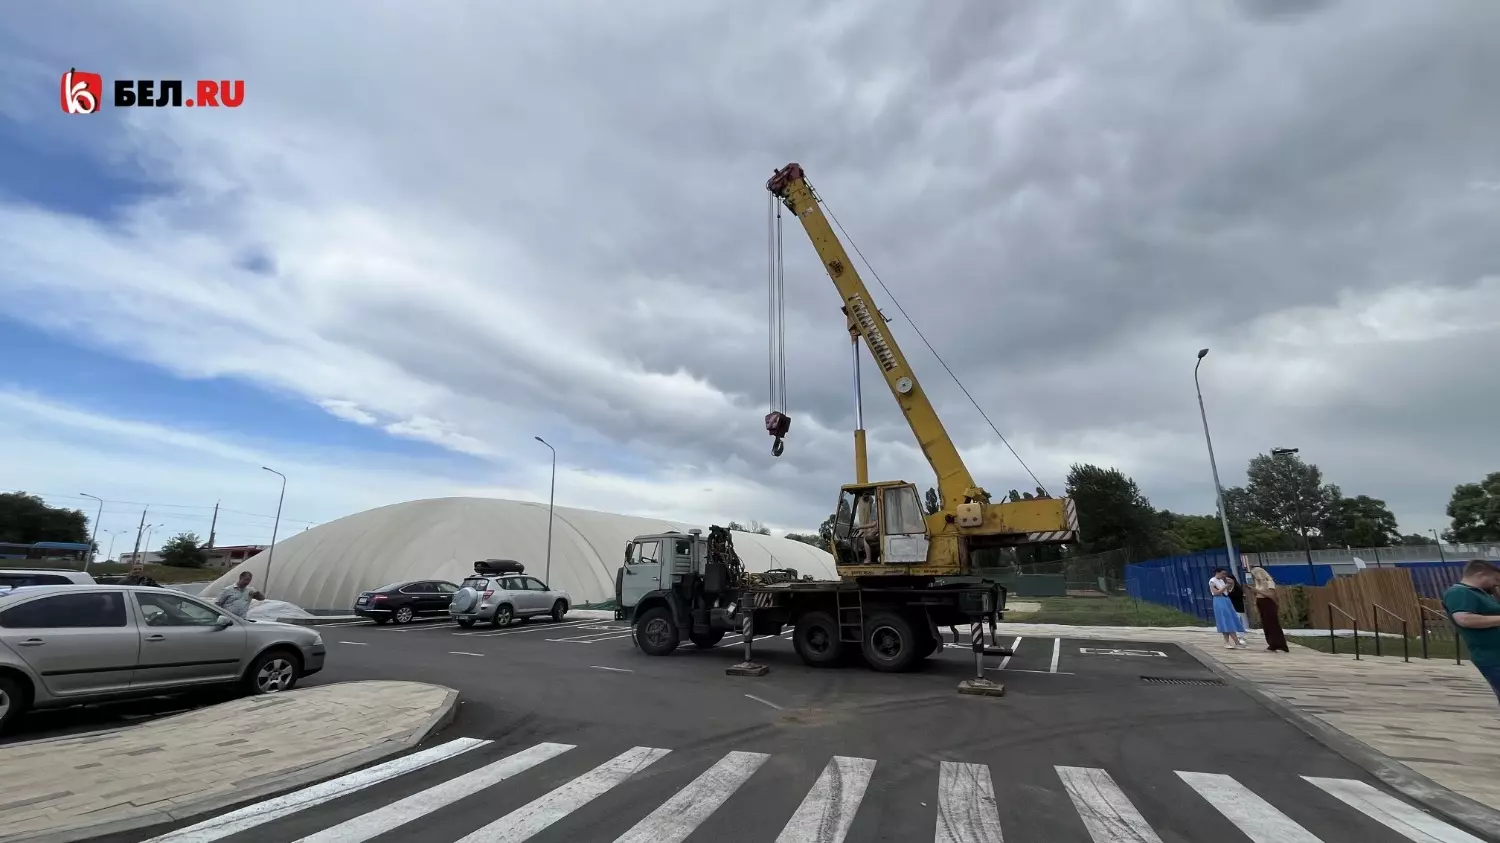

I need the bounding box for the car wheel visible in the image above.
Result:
[793,610,844,667]
[492,604,514,628]
[634,606,680,656]
[551,600,567,622]
[861,611,922,673]
[456,618,474,629]
[393,605,414,625]
[0,674,29,735]
[244,649,301,695]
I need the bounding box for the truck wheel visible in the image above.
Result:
[794,610,844,667]
[862,611,922,673]
[635,607,680,656]
[689,630,724,649]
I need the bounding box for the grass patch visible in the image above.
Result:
[1292,633,1466,661]
[0,559,220,585]
[1006,595,1205,627]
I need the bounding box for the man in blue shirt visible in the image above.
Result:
[1442,559,1500,703]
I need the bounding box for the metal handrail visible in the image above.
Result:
[1418,604,1463,664]
[1370,604,1409,662]
[1327,603,1359,660]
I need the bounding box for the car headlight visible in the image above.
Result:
[310,632,324,647]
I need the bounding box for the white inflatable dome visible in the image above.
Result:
[197,497,836,611]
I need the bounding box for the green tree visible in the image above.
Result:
[783,532,826,547]
[818,511,838,543]
[727,520,771,536]
[1400,532,1438,546]
[1226,452,1340,546]
[924,487,941,516]
[1322,495,1400,547]
[0,492,89,545]
[1063,464,1168,560]
[159,531,209,568]
[1445,472,1500,543]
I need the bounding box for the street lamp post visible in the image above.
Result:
[1193,350,1244,614]
[105,530,123,564]
[535,437,556,588]
[80,493,104,570]
[262,466,287,596]
[140,524,158,563]
[1270,447,1317,584]
[1431,528,1446,563]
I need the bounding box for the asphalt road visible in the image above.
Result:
[79,616,1476,842]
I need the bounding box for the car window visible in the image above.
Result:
[397,583,422,594]
[498,577,522,591]
[0,573,71,588]
[461,577,488,590]
[630,541,660,566]
[136,592,224,627]
[435,582,458,594]
[524,577,548,591]
[0,592,128,629]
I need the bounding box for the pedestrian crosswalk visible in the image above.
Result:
[140,737,1484,843]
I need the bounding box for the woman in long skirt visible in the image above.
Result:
[1210,568,1246,649]
[1250,566,1290,652]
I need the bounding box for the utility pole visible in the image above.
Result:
[207,501,219,549]
[1432,528,1446,563]
[262,467,286,596]
[535,437,557,588]
[130,506,148,567]
[80,493,104,569]
[1193,349,1244,625]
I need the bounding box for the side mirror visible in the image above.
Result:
[215,615,234,629]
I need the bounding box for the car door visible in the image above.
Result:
[495,576,526,613]
[0,591,138,697]
[432,582,459,614]
[131,591,248,689]
[619,539,662,613]
[521,577,551,614]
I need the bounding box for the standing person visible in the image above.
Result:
[122,563,160,588]
[1210,567,1247,649]
[1249,566,1290,652]
[1224,570,1249,647]
[1442,560,1500,704]
[215,571,264,618]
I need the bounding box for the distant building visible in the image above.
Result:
[0,542,91,562]
[117,551,164,566]
[205,545,267,570]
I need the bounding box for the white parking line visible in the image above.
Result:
[389,619,459,632]
[997,637,1022,669]
[716,630,793,648]
[449,651,484,657]
[591,665,633,673]
[744,694,783,711]
[548,631,637,644]
[337,641,368,646]
[311,620,374,628]
[1050,637,1062,673]
[456,620,592,638]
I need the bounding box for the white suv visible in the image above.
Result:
[0,569,96,596]
[449,561,570,629]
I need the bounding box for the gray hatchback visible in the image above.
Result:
[0,584,326,733]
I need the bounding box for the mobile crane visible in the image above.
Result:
[616,163,1080,673]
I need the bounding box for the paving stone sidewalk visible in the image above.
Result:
[994,621,1500,814]
[0,680,458,843]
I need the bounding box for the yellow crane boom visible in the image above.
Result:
[766,163,1078,577]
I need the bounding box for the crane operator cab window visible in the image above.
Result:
[832,488,882,566]
[832,484,930,567]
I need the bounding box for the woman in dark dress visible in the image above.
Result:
[1225,572,1248,647]
[1250,566,1290,652]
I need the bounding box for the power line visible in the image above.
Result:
[3,490,317,527]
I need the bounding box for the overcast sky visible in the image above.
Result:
[1,0,1496,550]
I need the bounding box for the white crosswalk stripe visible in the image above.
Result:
[776,755,877,843]
[1303,777,1485,843]
[454,745,671,842]
[138,738,1489,843]
[1056,765,1163,843]
[934,761,1003,843]
[1177,771,1323,843]
[295,742,576,843]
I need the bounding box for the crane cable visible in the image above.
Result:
[766,193,790,455]
[816,189,1049,496]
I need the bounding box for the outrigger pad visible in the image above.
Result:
[726,661,770,676]
[983,646,1014,657]
[957,678,1006,697]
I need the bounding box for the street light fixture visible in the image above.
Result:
[535,437,556,589]
[1193,349,1244,613]
[1270,447,1318,584]
[262,466,287,596]
[80,493,104,569]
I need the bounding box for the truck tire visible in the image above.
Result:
[635,606,680,656]
[862,611,922,673]
[689,630,724,649]
[793,610,844,667]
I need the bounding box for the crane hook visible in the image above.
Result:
[765,411,791,458]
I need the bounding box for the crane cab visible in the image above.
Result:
[830,481,934,571]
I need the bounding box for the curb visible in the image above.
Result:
[1182,643,1500,843]
[7,682,462,843]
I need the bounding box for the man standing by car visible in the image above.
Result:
[215,571,264,618]
[1443,559,1500,704]
[122,563,161,588]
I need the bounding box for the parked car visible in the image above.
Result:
[352,580,461,625]
[0,569,96,596]
[0,584,325,733]
[449,561,571,628]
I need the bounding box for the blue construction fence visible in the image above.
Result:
[1126,551,1466,622]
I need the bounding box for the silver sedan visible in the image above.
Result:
[0,584,326,733]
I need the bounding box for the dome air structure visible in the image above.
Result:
[198,497,835,611]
